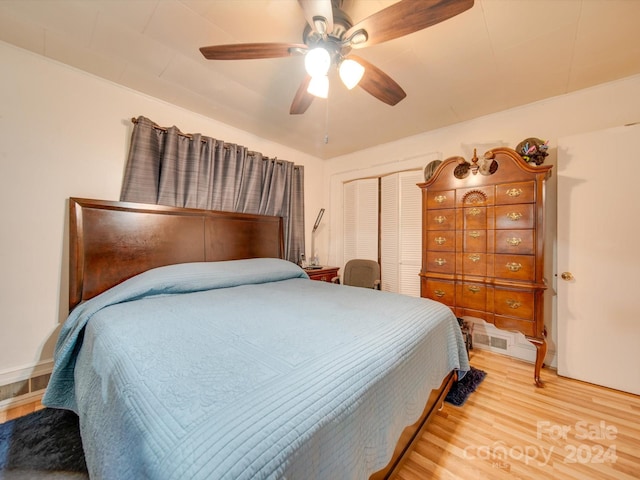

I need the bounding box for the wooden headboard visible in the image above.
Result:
[68,198,285,310]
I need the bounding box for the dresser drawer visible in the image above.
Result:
[459,282,487,310]
[496,181,535,205]
[426,231,455,251]
[422,279,455,306]
[457,185,494,207]
[426,209,455,230]
[463,229,487,252]
[494,289,534,320]
[495,204,534,229]
[425,252,455,273]
[426,190,455,209]
[461,252,487,276]
[494,254,534,281]
[463,206,487,230]
[495,229,534,254]
[494,316,536,337]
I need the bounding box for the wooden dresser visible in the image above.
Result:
[419,147,552,386]
[304,266,339,282]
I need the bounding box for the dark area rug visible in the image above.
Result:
[0,408,87,479]
[445,366,487,406]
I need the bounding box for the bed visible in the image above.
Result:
[43,198,469,480]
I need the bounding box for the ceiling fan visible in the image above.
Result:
[200,0,474,114]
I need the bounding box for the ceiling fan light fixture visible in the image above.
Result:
[307,75,329,98]
[345,29,368,46]
[304,47,331,77]
[312,16,328,35]
[339,59,365,89]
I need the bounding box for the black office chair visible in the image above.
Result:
[332,259,381,290]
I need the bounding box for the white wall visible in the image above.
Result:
[323,74,640,366]
[0,42,324,383]
[2,34,640,386]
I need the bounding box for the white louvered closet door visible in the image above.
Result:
[343,178,379,264]
[381,171,422,296]
[380,175,399,292]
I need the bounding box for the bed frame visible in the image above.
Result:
[68,198,285,310]
[67,197,454,478]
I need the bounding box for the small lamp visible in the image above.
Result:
[310,208,325,265]
[312,208,325,233]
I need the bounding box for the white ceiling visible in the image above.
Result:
[1,0,639,159]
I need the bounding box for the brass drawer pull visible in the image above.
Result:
[506,299,521,309]
[506,262,522,272]
[434,215,446,224]
[434,195,446,203]
[507,212,523,221]
[468,285,481,293]
[506,237,522,246]
[434,289,446,298]
[468,254,481,263]
[468,207,481,216]
[506,188,523,197]
[469,231,480,238]
[435,258,447,266]
[434,236,446,245]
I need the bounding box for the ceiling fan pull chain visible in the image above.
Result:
[324,98,330,144]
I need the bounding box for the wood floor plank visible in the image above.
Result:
[390,349,640,480]
[0,398,43,423]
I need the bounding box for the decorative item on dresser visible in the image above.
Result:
[304,266,339,282]
[419,147,552,387]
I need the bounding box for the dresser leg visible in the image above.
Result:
[528,337,547,387]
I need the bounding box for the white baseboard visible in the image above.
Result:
[0,360,53,385]
[0,360,53,407]
[0,390,44,413]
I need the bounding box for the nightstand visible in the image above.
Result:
[304,266,339,282]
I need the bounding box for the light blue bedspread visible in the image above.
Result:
[44,258,469,479]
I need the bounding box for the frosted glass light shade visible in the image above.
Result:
[307,75,329,98]
[304,47,331,77]
[339,59,365,89]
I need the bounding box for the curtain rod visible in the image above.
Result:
[130,117,272,158]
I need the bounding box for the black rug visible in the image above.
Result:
[445,366,487,406]
[0,408,87,478]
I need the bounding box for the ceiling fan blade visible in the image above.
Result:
[200,43,307,60]
[290,75,315,114]
[298,0,334,35]
[349,55,406,106]
[345,0,474,49]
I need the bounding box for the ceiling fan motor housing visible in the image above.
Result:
[303,4,354,60]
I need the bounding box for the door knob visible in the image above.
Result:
[561,272,574,281]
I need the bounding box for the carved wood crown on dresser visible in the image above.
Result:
[419,147,552,387]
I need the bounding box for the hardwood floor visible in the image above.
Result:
[2,350,639,480]
[0,397,44,424]
[391,349,640,480]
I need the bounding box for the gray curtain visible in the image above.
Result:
[120,116,305,263]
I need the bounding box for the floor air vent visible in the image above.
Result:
[490,336,508,350]
[473,333,508,350]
